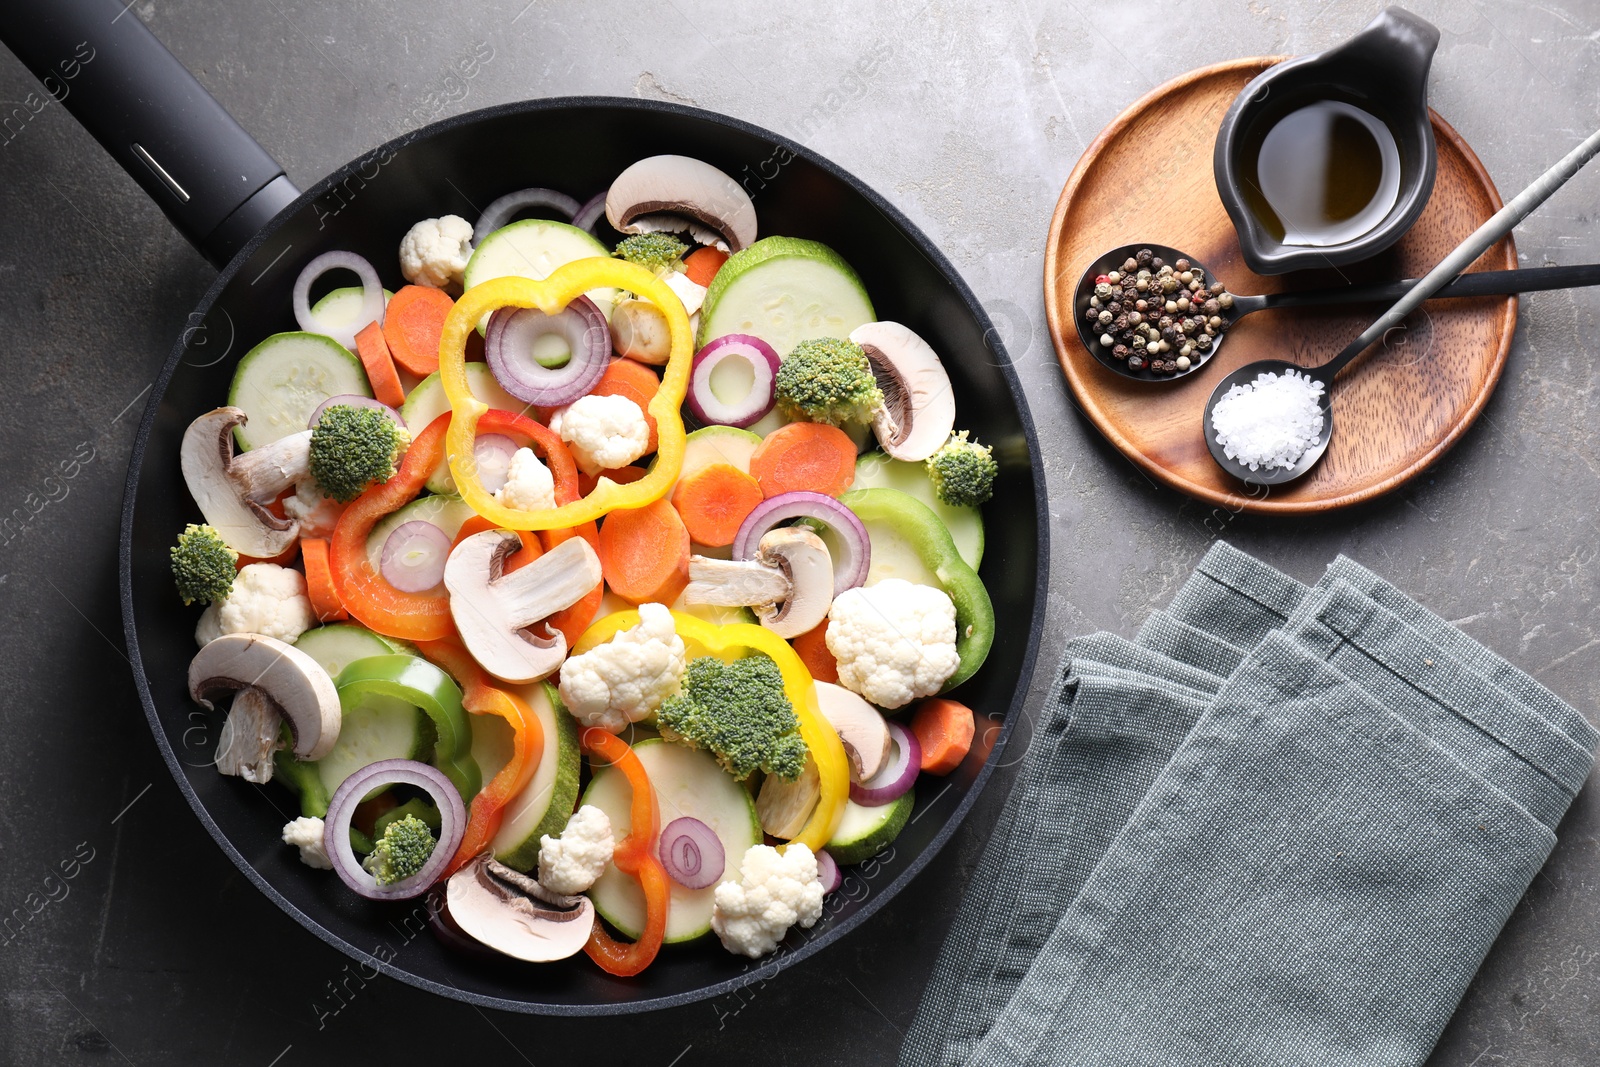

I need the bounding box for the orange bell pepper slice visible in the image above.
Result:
[580,727,669,977]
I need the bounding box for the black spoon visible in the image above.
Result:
[1072,242,1600,383]
[1203,126,1600,486]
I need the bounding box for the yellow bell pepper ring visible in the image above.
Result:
[574,610,850,853]
[438,259,691,530]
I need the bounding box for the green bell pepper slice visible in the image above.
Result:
[836,487,996,690]
[334,654,482,803]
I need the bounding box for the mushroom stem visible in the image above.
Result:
[230,431,312,502]
[684,528,833,639]
[214,688,282,783]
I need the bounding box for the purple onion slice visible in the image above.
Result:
[658,816,726,890]
[732,492,870,597]
[850,721,920,806]
[816,848,841,893]
[293,250,384,351]
[308,394,404,430]
[572,191,607,235]
[323,758,466,900]
[380,521,451,593]
[484,296,610,406]
[686,334,780,428]
[472,433,520,494]
[473,187,582,244]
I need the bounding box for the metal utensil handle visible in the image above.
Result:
[1267,262,1600,311]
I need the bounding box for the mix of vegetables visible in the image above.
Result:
[170,152,999,972]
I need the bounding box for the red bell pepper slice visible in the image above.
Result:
[580,727,668,976]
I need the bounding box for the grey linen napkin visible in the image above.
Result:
[900,543,1597,1067]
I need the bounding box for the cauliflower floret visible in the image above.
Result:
[398,214,473,289]
[558,602,687,732]
[282,816,333,870]
[494,447,557,512]
[282,476,345,539]
[825,579,960,709]
[195,563,316,647]
[549,393,651,475]
[711,842,824,958]
[537,805,615,895]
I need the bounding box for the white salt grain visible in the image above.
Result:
[1210,369,1326,471]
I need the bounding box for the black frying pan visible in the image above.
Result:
[3,0,1048,1014]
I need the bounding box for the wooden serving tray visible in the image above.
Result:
[1044,58,1517,514]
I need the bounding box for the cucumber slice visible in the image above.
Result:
[853,453,984,569]
[469,706,516,786]
[227,332,373,451]
[365,494,477,574]
[826,789,914,865]
[400,365,532,494]
[316,692,433,797]
[292,624,403,680]
[309,286,394,332]
[462,218,617,324]
[681,425,761,480]
[582,738,761,943]
[697,236,875,355]
[491,682,582,871]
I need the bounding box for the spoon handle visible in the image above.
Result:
[1258,263,1600,312]
[1318,125,1600,383]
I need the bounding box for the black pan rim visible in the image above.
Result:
[117,93,1050,1016]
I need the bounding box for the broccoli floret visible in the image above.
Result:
[926,430,997,508]
[657,655,807,781]
[613,233,688,273]
[309,405,409,503]
[774,337,884,426]
[170,523,238,605]
[361,813,436,885]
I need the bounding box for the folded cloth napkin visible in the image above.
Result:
[901,543,1597,1067]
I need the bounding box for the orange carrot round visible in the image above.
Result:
[910,697,976,776]
[382,284,455,376]
[791,619,839,684]
[683,246,728,287]
[300,538,348,622]
[591,358,662,454]
[672,462,763,547]
[597,498,689,604]
[355,321,406,408]
[749,422,858,498]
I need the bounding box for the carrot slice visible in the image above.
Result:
[749,422,858,498]
[671,462,763,547]
[597,498,689,604]
[591,358,662,454]
[354,321,406,408]
[578,464,649,499]
[910,698,976,776]
[301,538,348,621]
[790,619,838,684]
[382,285,455,376]
[683,246,728,287]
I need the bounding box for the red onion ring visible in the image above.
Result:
[687,335,780,428]
[850,721,920,806]
[323,759,466,900]
[733,492,870,597]
[572,191,607,234]
[484,296,610,406]
[308,394,404,429]
[816,848,841,892]
[658,816,726,890]
[472,433,520,494]
[293,250,384,351]
[472,187,582,244]
[380,521,452,593]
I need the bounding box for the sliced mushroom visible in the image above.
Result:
[609,299,672,365]
[189,633,342,778]
[684,527,833,639]
[181,407,313,558]
[756,756,821,839]
[815,681,892,783]
[605,155,758,253]
[848,321,957,463]
[444,531,603,683]
[445,854,595,962]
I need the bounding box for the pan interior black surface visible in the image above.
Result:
[122,98,1046,1014]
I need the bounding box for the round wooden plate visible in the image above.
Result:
[1044,58,1517,514]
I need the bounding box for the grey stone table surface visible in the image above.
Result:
[2,0,1598,1063]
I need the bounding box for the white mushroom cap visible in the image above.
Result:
[849,321,957,463]
[605,155,758,253]
[188,632,341,762]
[445,854,595,962]
[684,527,834,639]
[180,407,312,558]
[814,681,892,782]
[444,531,603,684]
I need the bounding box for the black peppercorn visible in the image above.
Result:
[1112,344,1129,360]
[1127,354,1147,371]
[1136,248,1153,267]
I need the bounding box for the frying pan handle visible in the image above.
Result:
[0,0,300,267]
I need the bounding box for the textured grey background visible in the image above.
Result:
[2,0,1598,1063]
